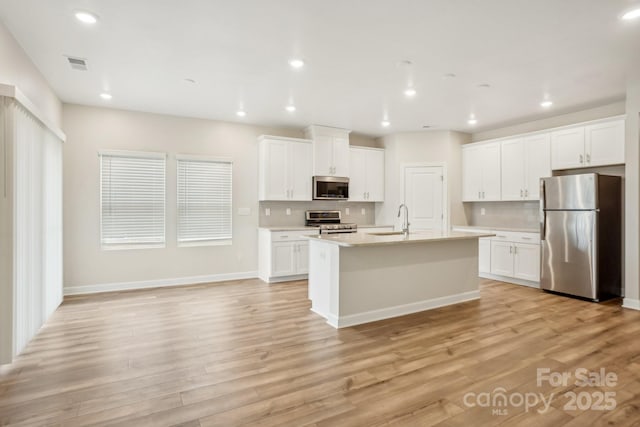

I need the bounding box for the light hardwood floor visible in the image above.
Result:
[1,279,640,426]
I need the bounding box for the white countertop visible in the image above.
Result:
[259,224,393,232]
[452,225,539,234]
[306,230,495,247]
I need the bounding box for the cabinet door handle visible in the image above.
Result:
[520,189,523,198]
[478,191,481,199]
[509,246,512,254]
[514,246,518,255]
[579,154,584,164]
[525,189,529,198]
[482,191,485,199]
[586,153,591,163]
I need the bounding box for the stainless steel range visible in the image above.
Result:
[305,210,357,234]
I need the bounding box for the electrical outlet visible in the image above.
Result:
[345,208,350,216]
[361,208,366,216]
[286,208,291,216]
[481,208,486,216]
[265,208,271,216]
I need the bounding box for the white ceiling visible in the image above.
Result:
[1,0,639,136]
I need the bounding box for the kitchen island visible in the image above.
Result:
[307,230,494,328]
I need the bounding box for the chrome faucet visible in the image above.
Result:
[397,204,410,236]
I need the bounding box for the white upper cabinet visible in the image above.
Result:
[462,142,501,201]
[551,127,586,170]
[305,125,351,177]
[500,134,550,201]
[258,136,313,201]
[349,147,385,202]
[500,138,525,201]
[551,118,625,170]
[585,120,625,167]
[467,117,623,204]
[523,133,551,200]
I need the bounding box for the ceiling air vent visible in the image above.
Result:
[65,56,88,71]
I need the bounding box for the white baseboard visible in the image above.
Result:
[64,271,258,296]
[479,273,540,289]
[260,274,308,284]
[322,290,481,329]
[622,298,640,311]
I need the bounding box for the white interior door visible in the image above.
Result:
[402,166,444,231]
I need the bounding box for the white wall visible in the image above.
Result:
[375,131,470,229]
[62,104,305,292]
[624,82,640,306]
[0,21,61,127]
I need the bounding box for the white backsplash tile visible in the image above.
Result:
[259,201,377,227]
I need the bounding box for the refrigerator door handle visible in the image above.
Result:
[540,179,546,240]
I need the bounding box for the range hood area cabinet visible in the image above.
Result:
[258,135,313,201]
[349,146,385,202]
[501,133,551,201]
[462,116,625,202]
[304,125,351,177]
[462,142,501,201]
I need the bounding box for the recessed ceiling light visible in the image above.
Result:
[622,8,640,20]
[381,120,391,128]
[184,78,196,84]
[404,88,417,97]
[443,73,457,79]
[541,100,553,108]
[236,110,247,117]
[477,83,491,89]
[288,58,305,69]
[468,116,477,125]
[285,105,296,113]
[74,10,98,24]
[99,93,112,100]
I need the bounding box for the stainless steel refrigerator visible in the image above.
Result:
[540,173,622,301]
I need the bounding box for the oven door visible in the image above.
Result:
[313,176,349,200]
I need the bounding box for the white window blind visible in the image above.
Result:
[177,156,232,244]
[100,151,166,248]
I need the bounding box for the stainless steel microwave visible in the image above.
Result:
[313,176,349,200]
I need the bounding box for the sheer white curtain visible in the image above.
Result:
[0,96,63,363]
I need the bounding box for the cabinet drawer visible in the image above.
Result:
[491,231,540,243]
[513,233,540,244]
[271,230,318,242]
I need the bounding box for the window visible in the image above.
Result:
[177,155,232,245]
[99,151,166,249]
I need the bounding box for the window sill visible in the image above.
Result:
[101,243,166,251]
[178,239,232,248]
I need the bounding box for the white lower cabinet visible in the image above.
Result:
[457,228,540,287]
[490,241,515,277]
[513,243,540,281]
[489,234,540,285]
[259,229,316,282]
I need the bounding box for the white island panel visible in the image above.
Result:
[308,231,492,328]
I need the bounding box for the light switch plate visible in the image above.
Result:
[481,208,486,216]
[286,208,291,216]
[265,208,271,216]
[361,208,366,216]
[345,208,350,215]
[238,208,250,216]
